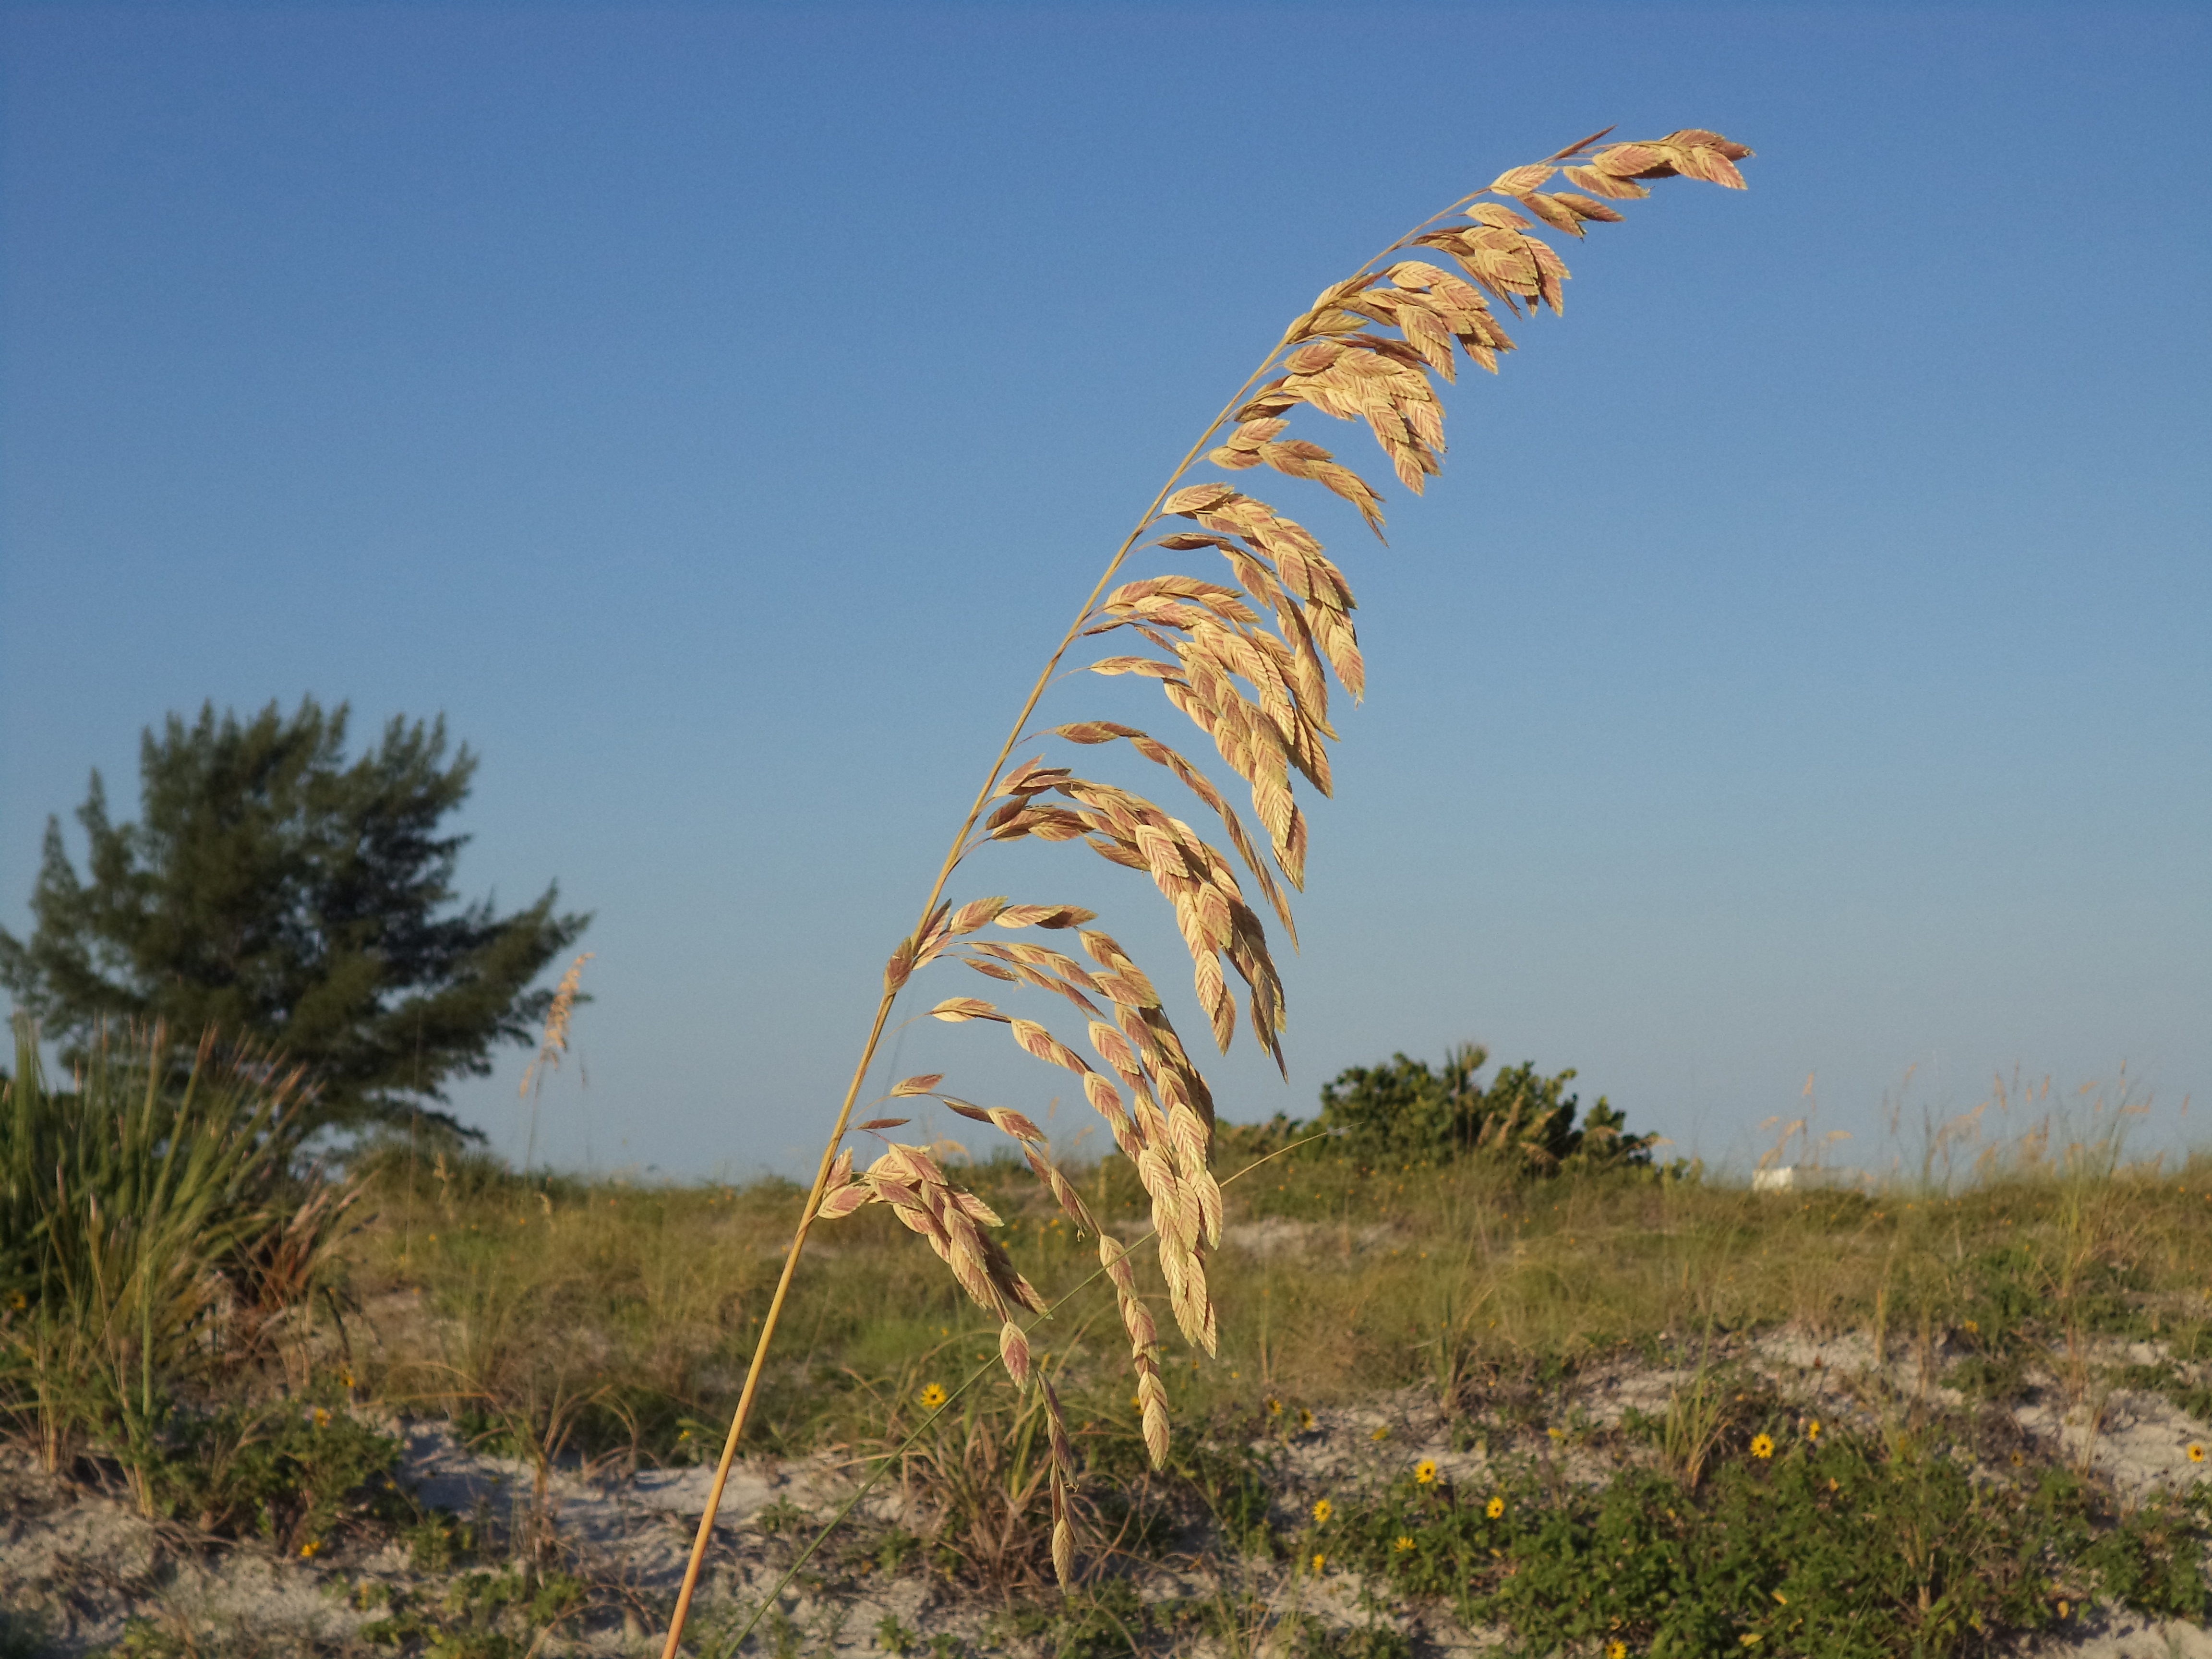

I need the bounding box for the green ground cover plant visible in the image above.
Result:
[1317,1420,2209,1656]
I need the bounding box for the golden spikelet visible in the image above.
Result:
[864,123,1752,1467]
[661,125,1753,1647]
[519,951,591,1100]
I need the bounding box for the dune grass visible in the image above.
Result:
[344,1126,2212,1473]
[292,1126,2212,1654]
[5,1047,2210,1654]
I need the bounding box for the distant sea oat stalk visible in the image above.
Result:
[518,950,590,1178]
[661,125,1752,1655]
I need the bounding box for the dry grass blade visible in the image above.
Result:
[659,125,1753,1655]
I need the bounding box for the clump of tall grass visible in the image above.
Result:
[0,1018,357,1506]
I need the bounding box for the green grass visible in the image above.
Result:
[303,1125,2212,1654]
[7,1038,2212,1654]
[345,1132,2212,1468]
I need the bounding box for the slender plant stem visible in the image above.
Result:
[658,180,1482,1654]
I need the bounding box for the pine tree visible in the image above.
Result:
[0,697,589,1136]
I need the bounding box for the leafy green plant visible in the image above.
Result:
[1322,1418,2210,1657]
[359,1563,592,1658]
[1313,1043,1657,1169]
[144,1392,409,1552]
[991,1581,1149,1659]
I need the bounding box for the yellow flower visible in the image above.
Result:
[1414,1459,1438,1486]
[1394,1534,1416,1553]
[1310,1552,1326,1573]
[2189,1443,2206,1463]
[1750,1433,1775,1459]
[1265,1396,1284,1417]
[918,1383,948,1410]
[1962,1318,1979,1334]
[1486,1494,1505,1519]
[1299,1408,1315,1430]
[1739,1636,1761,1647]
[312,1407,331,1429]
[2057,1599,2070,1619]
[1608,1645,1628,1659]
[1311,1498,1332,1525]
[1546,1425,1564,1441]
[339,1370,355,1390]
[1805,1419,1821,1442]
[1370,1424,1390,1443]
[298,1539,321,1558]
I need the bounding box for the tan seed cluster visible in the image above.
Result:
[518,952,593,1100]
[840,125,1751,1585]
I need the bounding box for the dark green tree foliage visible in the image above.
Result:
[1315,1041,1655,1169]
[0,698,587,1134]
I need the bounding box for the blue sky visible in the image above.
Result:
[3,2,2206,1179]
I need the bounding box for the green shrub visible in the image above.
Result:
[1309,1042,1657,1170]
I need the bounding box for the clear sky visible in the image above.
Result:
[3,2,2206,1181]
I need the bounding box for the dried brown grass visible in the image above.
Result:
[661,125,1755,1652]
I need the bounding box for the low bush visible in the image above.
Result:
[1270,1041,1660,1171]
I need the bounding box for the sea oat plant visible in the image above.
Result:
[662,124,1754,1651]
[518,950,591,1178]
